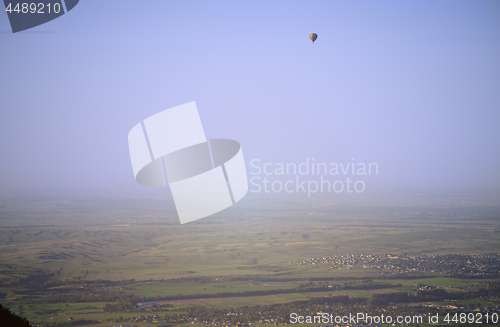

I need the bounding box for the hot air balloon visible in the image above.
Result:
[309,33,318,44]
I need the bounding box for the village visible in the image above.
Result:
[294,253,500,276]
[98,299,500,327]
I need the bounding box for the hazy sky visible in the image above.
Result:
[0,1,499,195]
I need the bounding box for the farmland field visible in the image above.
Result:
[0,192,499,325]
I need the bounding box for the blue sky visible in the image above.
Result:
[0,1,499,194]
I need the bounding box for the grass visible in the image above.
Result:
[413,278,490,288]
[436,298,497,307]
[123,280,300,297]
[1,211,499,281]
[15,301,174,325]
[1,193,499,326]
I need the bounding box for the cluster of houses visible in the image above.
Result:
[424,303,500,312]
[135,301,157,309]
[294,253,500,276]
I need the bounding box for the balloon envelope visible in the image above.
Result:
[309,33,318,43]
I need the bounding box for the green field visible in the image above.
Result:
[412,278,488,288]
[0,192,499,325]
